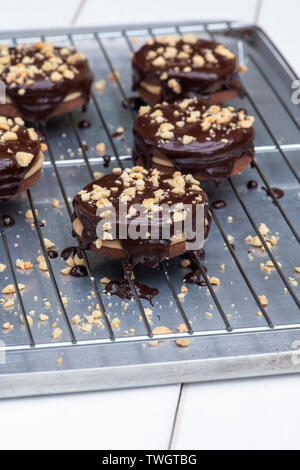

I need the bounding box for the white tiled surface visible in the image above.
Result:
[1,0,300,451]
[172,376,300,450]
[76,0,260,26]
[0,385,180,450]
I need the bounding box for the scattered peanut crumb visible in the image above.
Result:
[95,79,106,91]
[52,327,62,340]
[258,295,268,306]
[96,142,106,154]
[176,323,189,347]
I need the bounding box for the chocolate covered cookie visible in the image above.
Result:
[0,116,46,200]
[133,99,255,182]
[132,34,242,105]
[72,166,211,268]
[0,42,93,124]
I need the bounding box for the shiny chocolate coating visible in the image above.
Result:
[0,117,42,200]
[73,167,211,268]
[132,35,241,102]
[0,42,94,124]
[133,98,255,181]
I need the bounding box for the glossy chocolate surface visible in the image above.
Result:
[0,117,41,200]
[105,279,158,305]
[133,99,255,181]
[132,35,241,102]
[73,167,211,268]
[0,42,94,124]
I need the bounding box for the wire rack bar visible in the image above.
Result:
[0,216,35,346]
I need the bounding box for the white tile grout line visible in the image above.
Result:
[168,383,186,449]
[70,0,88,26]
[254,0,264,24]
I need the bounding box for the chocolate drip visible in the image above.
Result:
[122,96,146,111]
[1,45,94,124]
[120,238,171,269]
[61,246,83,260]
[105,279,158,305]
[212,199,227,209]
[1,214,15,227]
[70,265,88,277]
[78,120,91,129]
[262,186,284,200]
[103,154,111,167]
[247,180,258,189]
[47,250,58,259]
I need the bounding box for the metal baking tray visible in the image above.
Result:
[0,21,299,399]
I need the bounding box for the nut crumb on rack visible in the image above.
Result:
[3,299,14,309]
[108,71,120,81]
[150,326,172,347]
[2,322,14,330]
[96,142,106,154]
[111,317,120,329]
[39,314,49,321]
[16,259,33,270]
[95,79,106,92]
[52,327,62,340]
[0,263,6,272]
[20,314,33,327]
[51,198,59,208]
[176,323,189,347]
[258,295,268,306]
[2,283,25,294]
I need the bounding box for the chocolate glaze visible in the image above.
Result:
[61,246,84,261]
[47,249,58,259]
[0,119,42,200]
[247,179,258,189]
[105,279,158,305]
[212,199,227,209]
[73,168,211,269]
[122,96,146,111]
[78,120,91,129]
[70,265,88,277]
[183,252,207,286]
[133,99,255,181]
[262,186,284,200]
[132,36,243,102]
[0,43,94,124]
[1,214,15,227]
[103,154,111,167]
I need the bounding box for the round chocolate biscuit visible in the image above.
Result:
[73,167,211,268]
[0,115,45,201]
[132,34,243,105]
[133,98,255,182]
[0,42,94,124]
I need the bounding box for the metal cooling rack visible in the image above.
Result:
[0,21,299,399]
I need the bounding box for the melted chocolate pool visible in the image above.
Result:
[262,186,284,200]
[1,214,15,227]
[105,279,158,305]
[212,199,227,209]
[78,120,91,129]
[47,250,58,259]
[122,96,146,111]
[247,180,258,189]
[70,265,88,277]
